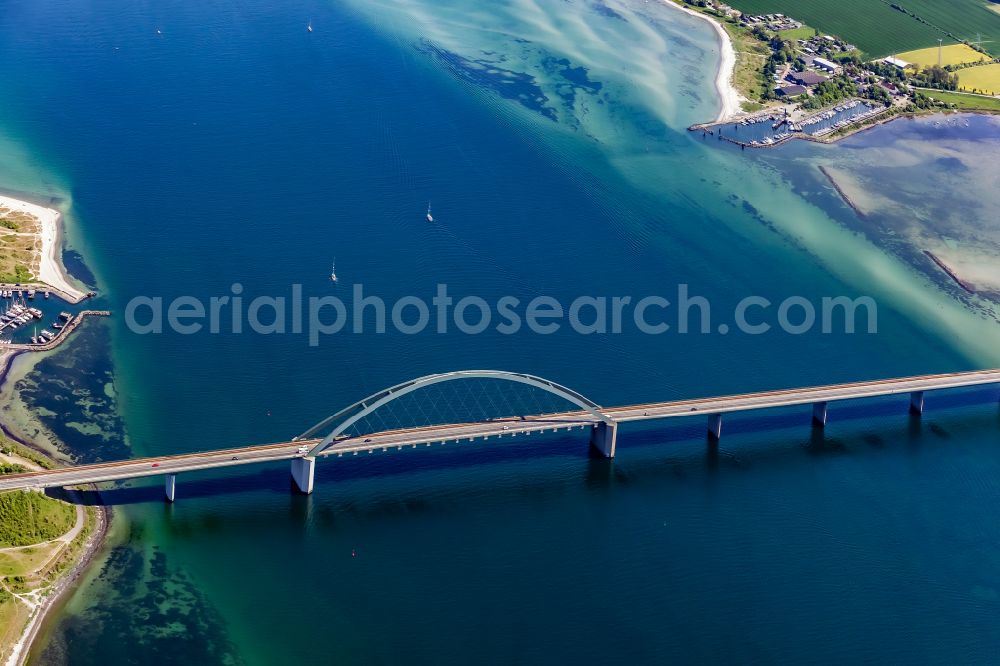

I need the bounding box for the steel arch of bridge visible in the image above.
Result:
[295,370,614,458]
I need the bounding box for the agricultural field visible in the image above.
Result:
[957,63,1000,95]
[898,44,990,67]
[893,0,1000,56]
[725,0,1000,58]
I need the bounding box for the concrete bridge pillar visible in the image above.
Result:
[812,401,829,427]
[707,413,723,440]
[589,421,618,458]
[910,391,925,415]
[291,457,316,494]
[165,474,176,503]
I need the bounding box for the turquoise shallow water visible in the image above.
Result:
[1,0,999,663]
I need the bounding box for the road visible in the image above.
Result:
[0,368,997,492]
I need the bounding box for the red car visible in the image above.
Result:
[151,463,160,468]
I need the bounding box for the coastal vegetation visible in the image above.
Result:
[0,498,95,665]
[0,491,75,548]
[1,438,55,470]
[913,89,1000,112]
[0,204,40,283]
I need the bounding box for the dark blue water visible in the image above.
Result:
[1,0,998,663]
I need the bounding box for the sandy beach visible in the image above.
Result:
[662,1,742,121]
[0,195,86,302]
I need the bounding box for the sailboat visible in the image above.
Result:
[426,202,434,223]
[329,259,338,283]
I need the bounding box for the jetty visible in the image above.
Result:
[0,281,96,305]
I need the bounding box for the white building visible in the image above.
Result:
[884,56,909,70]
[813,57,841,73]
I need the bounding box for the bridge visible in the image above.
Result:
[1,368,999,501]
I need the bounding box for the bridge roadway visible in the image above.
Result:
[1,368,998,494]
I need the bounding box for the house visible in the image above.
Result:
[776,84,808,98]
[884,56,909,70]
[813,57,841,73]
[788,71,828,86]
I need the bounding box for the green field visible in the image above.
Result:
[918,89,1000,110]
[957,62,1000,94]
[778,26,817,41]
[726,0,1000,57]
[898,44,990,67]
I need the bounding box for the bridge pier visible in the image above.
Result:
[707,413,723,440]
[812,401,828,427]
[589,421,617,458]
[164,474,176,503]
[910,391,925,415]
[291,457,316,494]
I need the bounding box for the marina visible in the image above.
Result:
[0,286,103,347]
[0,310,110,351]
[693,100,890,149]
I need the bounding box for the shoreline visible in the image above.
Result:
[0,195,87,303]
[6,502,108,666]
[0,191,106,663]
[661,1,742,122]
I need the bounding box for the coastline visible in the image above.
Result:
[660,1,742,122]
[0,191,106,663]
[5,503,108,666]
[0,195,87,303]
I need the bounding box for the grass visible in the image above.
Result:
[957,62,1000,94]
[918,88,1000,111]
[0,438,54,471]
[724,0,1000,57]
[0,491,75,548]
[719,20,773,105]
[778,26,817,41]
[0,205,40,283]
[897,44,990,67]
[0,595,29,666]
[0,544,62,577]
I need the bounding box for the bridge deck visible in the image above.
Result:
[1,369,998,491]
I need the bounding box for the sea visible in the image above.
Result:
[1,0,1000,663]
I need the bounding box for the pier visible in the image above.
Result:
[0,282,96,305]
[0,368,998,500]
